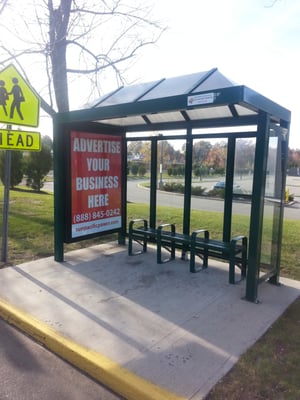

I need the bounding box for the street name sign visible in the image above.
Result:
[0,129,41,151]
[0,64,40,127]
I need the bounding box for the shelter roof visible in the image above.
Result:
[55,68,291,131]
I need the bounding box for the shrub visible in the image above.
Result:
[191,186,206,196]
[131,164,139,176]
[163,182,185,193]
[138,164,147,176]
[207,188,225,198]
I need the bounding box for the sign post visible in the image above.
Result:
[1,145,11,262]
[0,65,41,263]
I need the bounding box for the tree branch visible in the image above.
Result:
[0,0,9,15]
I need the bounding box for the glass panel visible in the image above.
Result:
[141,71,209,100]
[260,125,284,275]
[98,80,162,106]
[156,139,185,227]
[146,111,185,123]
[191,71,234,92]
[187,106,232,120]
[233,139,256,196]
[231,138,256,238]
[126,140,151,222]
[191,138,227,240]
[235,104,258,116]
[99,116,146,126]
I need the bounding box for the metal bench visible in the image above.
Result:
[128,219,247,284]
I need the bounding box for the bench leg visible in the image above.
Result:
[229,257,235,284]
[128,234,133,255]
[128,234,147,256]
[157,240,162,263]
[181,243,190,261]
[190,247,208,273]
[190,249,196,272]
[143,235,147,253]
[157,240,175,264]
[241,257,247,279]
[241,238,247,279]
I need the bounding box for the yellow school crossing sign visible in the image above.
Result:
[0,64,40,127]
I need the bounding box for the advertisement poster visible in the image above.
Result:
[70,130,122,238]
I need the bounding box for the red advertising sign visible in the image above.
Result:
[70,131,122,238]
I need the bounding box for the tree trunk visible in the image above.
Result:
[51,39,69,112]
[49,0,72,112]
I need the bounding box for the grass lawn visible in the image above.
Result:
[0,187,299,399]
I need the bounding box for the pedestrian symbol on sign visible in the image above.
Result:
[9,77,25,120]
[0,64,40,128]
[0,80,8,116]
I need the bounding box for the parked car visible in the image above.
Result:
[213,181,242,193]
[213,181,226,189]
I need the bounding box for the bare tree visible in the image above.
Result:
[0,0,9,15]
[264,0,281,7]
[0,0,165,113]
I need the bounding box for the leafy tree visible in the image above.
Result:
[127,141,144,156]
[138,164,146,176]
[0,0,165,113]
[42,135,53,151]
[131,163,139,176]
[193,140,212,164]
[206,141,227,172]
[288,148,300,168]
[0,150,24,188]
[194,164,204,180]
[235,139,255,177]
[24,137,52,191]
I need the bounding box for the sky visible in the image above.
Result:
[24,0,300,149]
[122,0,299,149]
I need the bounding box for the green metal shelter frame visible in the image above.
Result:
[53,68,291,302]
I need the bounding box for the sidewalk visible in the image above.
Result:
[0,241,299,400]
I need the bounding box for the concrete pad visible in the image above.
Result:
[0,241,299,399]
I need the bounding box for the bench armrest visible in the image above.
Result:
[191,229,209,241]
[158,223,176,234]
[230,235,247,247]
[129,219,147,231]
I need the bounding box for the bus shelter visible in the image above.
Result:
[53,68,291,302]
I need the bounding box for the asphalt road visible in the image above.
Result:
[126,178,300,220]
[43,176,300,220]
[0,318,122,400]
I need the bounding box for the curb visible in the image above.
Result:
[0,297,185,400]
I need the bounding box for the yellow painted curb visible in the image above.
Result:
[0,297,185,400]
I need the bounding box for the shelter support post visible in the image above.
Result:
[182,130,193,259]
[118,135,127,245]
[53,119,65,262]
[269,123,289,285]
[149,139,158,229]
[223,137,235,243]
[246,111,270,302]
